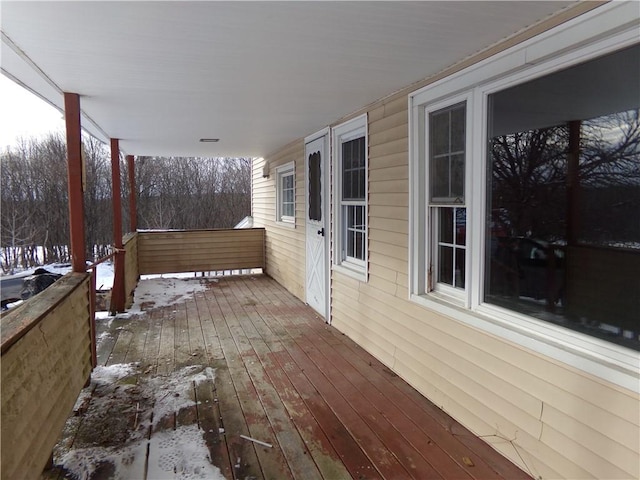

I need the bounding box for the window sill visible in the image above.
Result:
[409,292,640,393]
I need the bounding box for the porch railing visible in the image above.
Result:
[136,228,266,275]
[0,273,93,480]
[0,227,266,479]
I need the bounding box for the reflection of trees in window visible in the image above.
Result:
[577,110,640,247]
[580,110,640,188]
[487,109,639,350]
[490,126,567,240]
[489,109,640,246]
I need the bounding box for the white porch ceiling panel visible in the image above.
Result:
[1,1,576,157]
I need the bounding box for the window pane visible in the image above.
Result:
[432,157,449,199]
[439,208,453,244]
[485,45,640,350]
[283,174,293,190]
[438,245,453,285]
[308,152,321,221]
[345,205,365,261]
[451,154,465,199]
[451,106,466,152]
[343,137,366,201]
[431,110,449,154]
[433,206,466,290]
[355,231,364,260]
[455,248,466,288]
[430,102,466,203]
[283,202,294,218]
[456,208,466,246]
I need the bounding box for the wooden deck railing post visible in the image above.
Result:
[64,93,86,273]
[110,139,126,314]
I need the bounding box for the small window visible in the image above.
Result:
[333,115,368,279]
[275,162,295,225]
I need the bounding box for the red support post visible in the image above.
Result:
[110,139,126,313]
[64,93,86,273]
[126,155,137,232]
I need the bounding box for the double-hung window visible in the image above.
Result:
[409,2,639,390]
[275,162,295,225]
[333,114,368,280]
[428,102,467,295]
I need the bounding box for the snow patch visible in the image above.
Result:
[59,364,220,479]
[128,277,209,313]
[60,424,224,480]
[92,363,138,385]
[148,366,216,427]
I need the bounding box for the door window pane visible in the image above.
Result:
[308,152,321,222]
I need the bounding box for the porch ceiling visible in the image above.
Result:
[1,1,576,158]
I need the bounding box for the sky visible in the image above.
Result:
[0,74,66,150]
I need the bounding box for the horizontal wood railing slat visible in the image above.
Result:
[137,228,265,275]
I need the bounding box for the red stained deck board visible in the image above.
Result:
[211,287,295,479]
[224,280,365,480]
[280,314,488,479]
[47,274,533,480]
[223,278,385,479]
[246,275,531,480]
[218,285,324,480]
[193,376,234,478]
[267,332,416,478]
[331,334,532,480]
[272,349,385,480]
[297,339,449,479]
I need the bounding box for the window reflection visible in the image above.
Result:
[486,109,639,349]
[485,45,640,349]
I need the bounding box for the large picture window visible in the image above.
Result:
[485,45,639,349]
[333,115,368,279]
[409,7,638,387]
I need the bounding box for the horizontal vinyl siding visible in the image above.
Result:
[257,5,639,479]
[334,92,639,479]
[252,142,306,301]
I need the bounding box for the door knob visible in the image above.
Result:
[317,228,325,236]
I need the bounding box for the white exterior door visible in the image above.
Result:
[305,132,329,320]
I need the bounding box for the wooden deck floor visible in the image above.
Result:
[44,274,532,480]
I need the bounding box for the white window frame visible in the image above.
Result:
[424,95,473,306]
[275,161,295,226]
[332,114,368,281]
[408,2,639,392]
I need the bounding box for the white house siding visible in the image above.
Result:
[252,141,306,301]
[251,4,640,479]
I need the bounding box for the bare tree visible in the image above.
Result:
[2,138,253,271]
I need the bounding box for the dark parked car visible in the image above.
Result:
[20,268,63,300]
[490,236,564,305]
